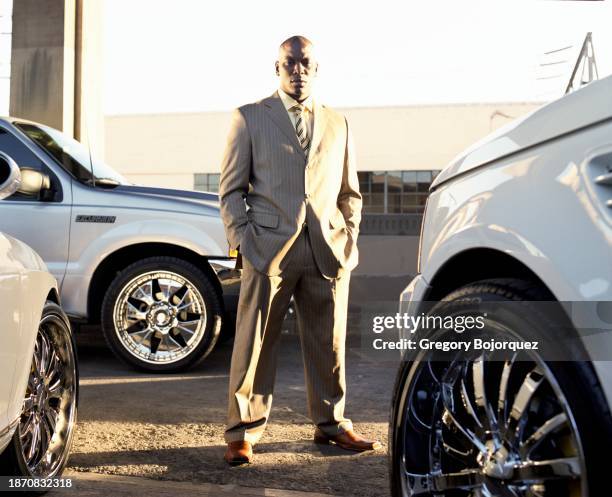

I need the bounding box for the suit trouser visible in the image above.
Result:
[224,227,353,443]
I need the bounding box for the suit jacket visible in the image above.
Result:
[219,91,362,279]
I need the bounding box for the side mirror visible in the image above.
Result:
[17,167,52,199]
[0,152,22,200]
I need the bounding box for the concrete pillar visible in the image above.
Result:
[9,0,76,133]
[9,0,104,158]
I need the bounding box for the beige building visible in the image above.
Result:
[105,102,541,179]
[105,102,541,215]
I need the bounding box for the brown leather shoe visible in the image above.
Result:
[224,441,253,466]
[314,428,381,452]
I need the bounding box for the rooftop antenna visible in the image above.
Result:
[565,32,598,94]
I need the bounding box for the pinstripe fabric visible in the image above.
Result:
[219,91,362,280]
[278,87,314,138]
[224,227,352,443]
[291,104,311,156]
[220,90,361,444]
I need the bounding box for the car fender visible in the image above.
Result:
[421,222,579,303]
[7,269,56,425]
[0,235,57,430]
[421,125,612,305]
[62,219,226,318]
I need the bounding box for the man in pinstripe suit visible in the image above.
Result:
[220,35,380,465]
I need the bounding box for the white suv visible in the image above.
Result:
[390,76,612,496]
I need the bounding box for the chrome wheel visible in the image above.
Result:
[398,351,585,496]
[113,270,207,365]
[19,312,77,477]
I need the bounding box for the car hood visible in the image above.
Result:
[111,184,220,214]
[432,74,612,189]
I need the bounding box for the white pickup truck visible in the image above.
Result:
[0,117,239,373]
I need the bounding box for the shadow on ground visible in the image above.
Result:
[69,273,407,496]
[70,439,389,496]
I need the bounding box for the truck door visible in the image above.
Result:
[0,126,72,286]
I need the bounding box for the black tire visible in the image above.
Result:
[101,256,223,373]
[390,278,612,497]
[217,311,236,344]
[0,301,78,491]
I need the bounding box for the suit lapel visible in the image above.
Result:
[309,100,328,160]
[263,91,306,160]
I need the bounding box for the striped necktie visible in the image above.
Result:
[291,104,310,156]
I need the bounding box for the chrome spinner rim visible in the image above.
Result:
[399,351,586,496]
[113,271,207,364]
[20,313,77,477]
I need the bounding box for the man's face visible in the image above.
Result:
[275,41,318,101]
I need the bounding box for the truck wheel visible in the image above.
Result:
[389,278,611,497]
[101,256,222,372]
[0,301,78,485]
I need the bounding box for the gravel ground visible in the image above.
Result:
[69,331,401,497]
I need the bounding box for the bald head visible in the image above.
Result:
[275,35,318,102]
[279,35,313,54]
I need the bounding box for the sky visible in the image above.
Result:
[1,1,612,116]
[102,0,612,114]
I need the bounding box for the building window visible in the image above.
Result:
[194,173,220,193]
[194,170,438,210]
[357,170,440,214]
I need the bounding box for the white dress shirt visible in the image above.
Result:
[278,88,315,151]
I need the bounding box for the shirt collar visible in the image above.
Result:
[278,88,314,113]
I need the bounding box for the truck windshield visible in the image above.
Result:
[14,122,129,186]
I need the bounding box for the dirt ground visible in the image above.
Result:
[68,329,401,497]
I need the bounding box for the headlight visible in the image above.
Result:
[417,196,429,274]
